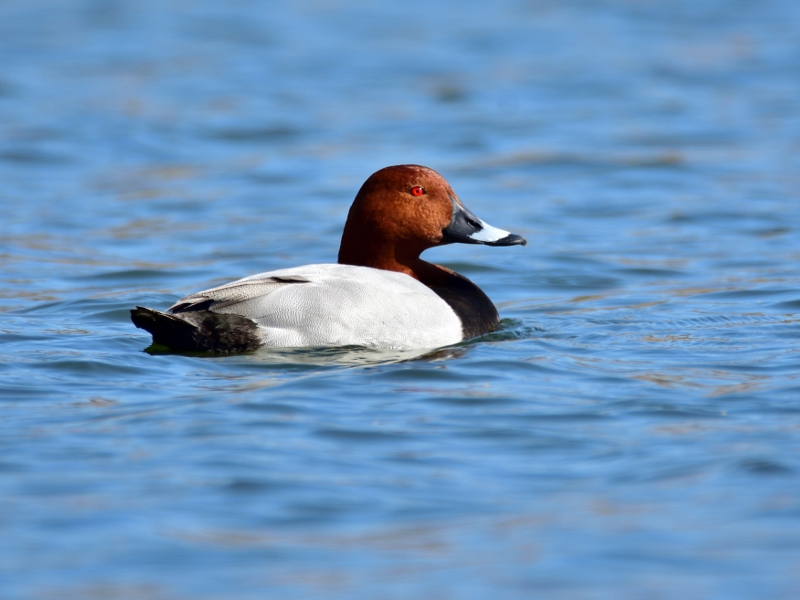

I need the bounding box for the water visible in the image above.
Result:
[2,0,800,598]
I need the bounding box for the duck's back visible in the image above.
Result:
[169,264,463,349]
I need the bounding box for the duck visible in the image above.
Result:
[131,164,526,354]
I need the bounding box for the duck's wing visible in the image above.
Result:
[132,273,313,353]
[169,274,310,314]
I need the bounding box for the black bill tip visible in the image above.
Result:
[486,233,527,247]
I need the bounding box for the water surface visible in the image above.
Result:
[2,1,800,598]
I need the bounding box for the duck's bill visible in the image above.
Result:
[441,196,527,247]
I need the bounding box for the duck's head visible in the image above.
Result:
[338,165,526,272]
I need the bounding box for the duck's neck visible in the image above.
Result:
[339,244,440,283]
[338,249,500,339]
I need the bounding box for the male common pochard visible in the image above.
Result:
[131,165,526,353]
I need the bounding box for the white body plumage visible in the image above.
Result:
[171,264,464,349]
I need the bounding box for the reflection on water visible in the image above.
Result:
[147,342,445,365]
[2,0,800,598]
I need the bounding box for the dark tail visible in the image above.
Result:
[130,306,261,354]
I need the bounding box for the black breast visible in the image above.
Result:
[427,272,500,340]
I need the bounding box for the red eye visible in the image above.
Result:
[411,186,425,196]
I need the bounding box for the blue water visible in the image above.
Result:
[2,1,800,598]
